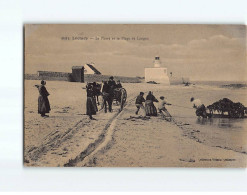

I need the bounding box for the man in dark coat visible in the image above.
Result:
[106,76,116,112]
[102,81,113,113]
[36,80,51,117]
[108,76,116,89]
[135,92,146,115]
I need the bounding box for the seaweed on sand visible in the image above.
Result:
[207,98,247,118]
[147,81,158,84]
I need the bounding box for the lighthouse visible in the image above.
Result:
[145,56,170,85]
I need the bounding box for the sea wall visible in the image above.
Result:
[24,74,40,80]
[25,71,73,81]
[25,71,141,83]
[37,71,72,81]
[84,74,141,83]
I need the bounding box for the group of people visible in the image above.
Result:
[35,77,123,120]
[35,79,207,120]
[135,92,208,119]
[86,76,122,119]
[135,91,172,119]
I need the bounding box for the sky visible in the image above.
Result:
[25,24,247,81]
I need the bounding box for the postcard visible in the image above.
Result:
[24,24,247,167]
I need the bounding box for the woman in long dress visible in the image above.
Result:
[86,84,97,120]
[145,91,158,116]
[36,80,51,117]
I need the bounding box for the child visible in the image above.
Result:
[158,96,172,119]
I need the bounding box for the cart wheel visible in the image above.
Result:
[120,88,127,111]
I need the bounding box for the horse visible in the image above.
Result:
[86,82,102,105]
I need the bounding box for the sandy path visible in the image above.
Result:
[24,80,148,167]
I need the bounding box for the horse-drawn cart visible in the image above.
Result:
[113,87,127,111]
[87,82,127,111]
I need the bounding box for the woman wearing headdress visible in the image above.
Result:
[145,91,158,116]
[36,80,51,117]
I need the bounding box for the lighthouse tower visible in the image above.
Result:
[154,56,161,67]
[145,56,170,85]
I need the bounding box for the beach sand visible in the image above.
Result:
[24,80,247,167]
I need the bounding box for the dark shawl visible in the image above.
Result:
[86,87,97,115]
[38,85,51,114]
[145,94,158,116]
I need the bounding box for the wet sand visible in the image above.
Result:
[24,80,247,167]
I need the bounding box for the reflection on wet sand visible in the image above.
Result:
[196,117,247,129]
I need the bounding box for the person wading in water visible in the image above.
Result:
[190,97,207,118]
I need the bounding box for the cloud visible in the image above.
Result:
[25,25,246,81]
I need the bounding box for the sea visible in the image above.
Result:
[156,80,247,154]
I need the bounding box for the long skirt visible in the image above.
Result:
[92,97,98,112]
[145,100,157,116]
[38,95,51,114]
[86,97,97,116]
